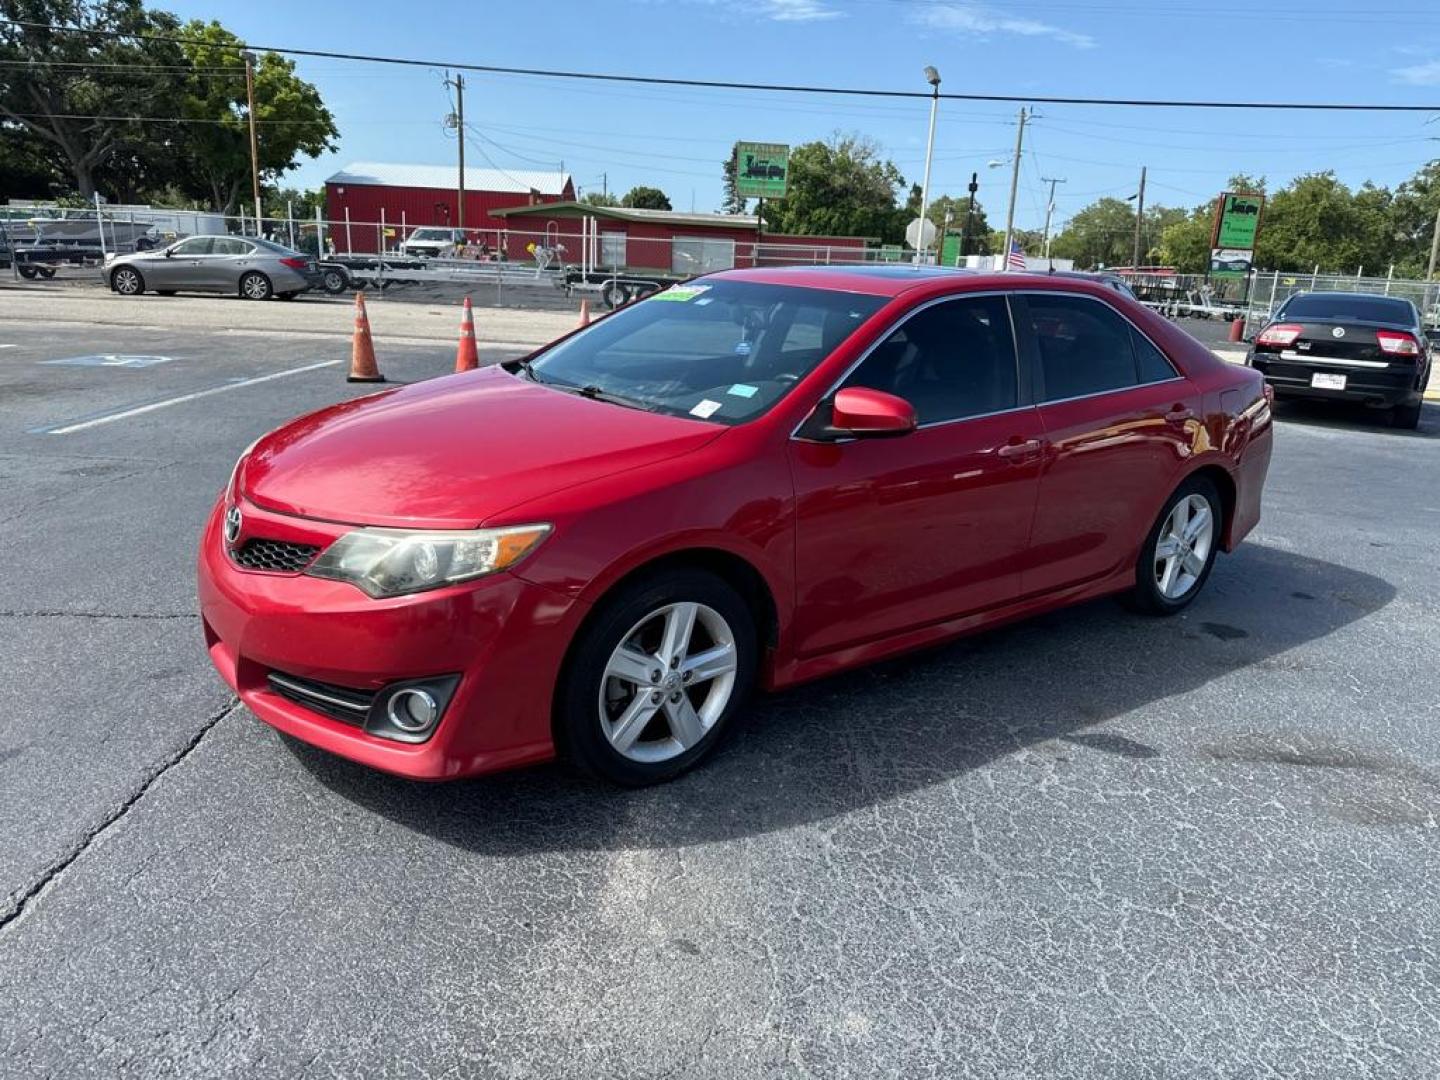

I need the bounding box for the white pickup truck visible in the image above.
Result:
[397,227,466,258]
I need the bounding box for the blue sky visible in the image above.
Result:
[165,0,1440,231]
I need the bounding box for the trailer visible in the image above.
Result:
[556,216,683,308]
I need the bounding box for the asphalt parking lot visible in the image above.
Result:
[2,287,1438,1078]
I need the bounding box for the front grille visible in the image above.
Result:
[267,671,374,726]
[231,538,320,573]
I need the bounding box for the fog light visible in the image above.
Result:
[387,687,439,733]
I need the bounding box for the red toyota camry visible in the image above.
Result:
[199,267,1273,786]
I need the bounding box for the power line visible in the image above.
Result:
[3,18,1439,113]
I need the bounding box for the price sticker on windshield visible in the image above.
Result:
[652,285,711,302]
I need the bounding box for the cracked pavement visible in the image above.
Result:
[1,297,1438,1078]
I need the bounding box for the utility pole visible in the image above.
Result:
[242,51,262,234]
[1001,107,1028,272]
[602,172,608,201]
[1040,175,1066,262]
[444,73,466,230]
[1131,165,1148,270]
[1427,203,1440,282]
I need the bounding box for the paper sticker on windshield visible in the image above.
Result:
[652,285,711,302]
[733,341,752,356]
[727,383,758,399]
[690,399,723,419]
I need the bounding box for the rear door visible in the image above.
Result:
[1014,291,1197,597]
[207,236,256,291]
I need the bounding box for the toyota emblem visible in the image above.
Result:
[224,505,243,545]
[1331,326,1346,338]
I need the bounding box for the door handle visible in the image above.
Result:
[997,437,1044,460]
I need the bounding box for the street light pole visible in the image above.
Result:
[1001,107,1027,272]
[915,65,941,265]
[242,50,262,235]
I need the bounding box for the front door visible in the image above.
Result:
[788,294,1044,657]
[147,236,211,288]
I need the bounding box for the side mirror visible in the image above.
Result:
[829,387,917,438]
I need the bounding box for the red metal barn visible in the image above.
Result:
[489,202,874,273]
[324,162,574,253]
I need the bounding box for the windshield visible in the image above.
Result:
[409,229,451,241]
[1278,293,1414,326]
[524,281,886,424]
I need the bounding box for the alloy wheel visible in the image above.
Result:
[1154,493,1214,600]
[114,269,140,295]
[598,601,738,764]
[241,273,271,300]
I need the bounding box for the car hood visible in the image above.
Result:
[241,366,725,528]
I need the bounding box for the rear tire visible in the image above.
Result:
[1392,401,1422,430]
[321,267,349,294]
[111,266,144,296]
[239,271,273,301]
[601,280,629,309]
[555,569,757,786]
[1127,475,1223,616]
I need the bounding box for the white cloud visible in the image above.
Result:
[1395,59,1440,85]
[761,0,844,21]
[910,2,1095,49]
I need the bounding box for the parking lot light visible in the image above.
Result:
[914,66,941,266]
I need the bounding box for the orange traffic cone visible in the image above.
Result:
[577,298,591,328]
[455,296,479,373]
[347,292,385,383]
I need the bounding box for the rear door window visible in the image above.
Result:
[210,237,253,256]
[1023,294,1151,402]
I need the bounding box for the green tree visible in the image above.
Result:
[1391,160,1440,278]
[1157,207,1213,273]
[580,190,620,208]
[1049,197,1141,268]
[173,21,336,213]
[1256,172,1384,273]
[759,134,906,243]
[0,0,186,197]
[620,185,671,211]
[720,145,745,214]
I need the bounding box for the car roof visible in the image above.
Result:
[701,264,1119,300]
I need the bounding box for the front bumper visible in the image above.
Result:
[197,496,585,779]
[1248,351,1425,408]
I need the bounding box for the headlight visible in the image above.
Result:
[305,524,551,598]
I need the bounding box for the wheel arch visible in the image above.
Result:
[1178,461,1238,551]
[550,545,781,746]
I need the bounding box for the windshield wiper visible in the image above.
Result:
[514,358,542,382]
[574,384,658,412]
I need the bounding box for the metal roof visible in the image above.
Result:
[326,162,572,196]
[490,201,759,228]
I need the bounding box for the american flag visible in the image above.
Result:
[1006,239,1027,271]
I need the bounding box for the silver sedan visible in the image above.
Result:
[106,235,320,300]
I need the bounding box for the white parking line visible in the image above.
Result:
[40,359,342,435]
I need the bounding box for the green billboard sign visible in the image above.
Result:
[735,142,789,199]
[1212,192,1264,251]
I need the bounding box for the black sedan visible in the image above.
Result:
[1247,291,1431,429]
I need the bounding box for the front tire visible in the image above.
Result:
[556,570,757,786]
[1128,476,1222,615]
[239,271,273,301]
[321,267,349,294]
[111,266,144,296]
